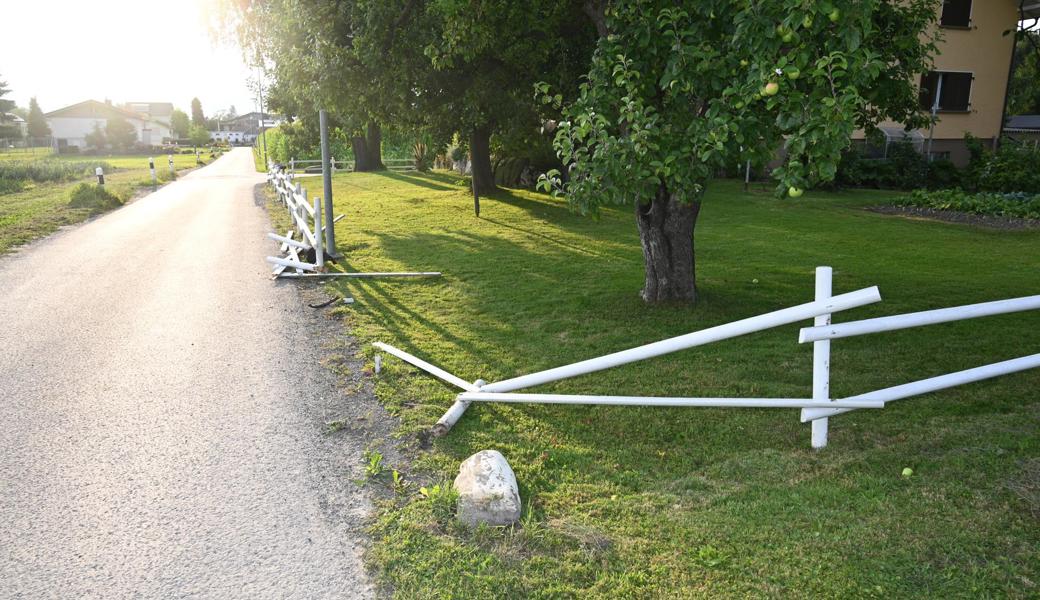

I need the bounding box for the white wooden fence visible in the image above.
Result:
[289,157,415,175]
[264,164,442,280]
[265,167,331,274]
[373,267,1040,448]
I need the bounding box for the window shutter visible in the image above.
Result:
[940,0,972,28]
[939,72,972,111]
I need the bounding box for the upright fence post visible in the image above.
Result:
[290,158,295,175]
[313,196,325,269]
[149,157,157,190]
[807,266,833,449]
[319,109,336,257]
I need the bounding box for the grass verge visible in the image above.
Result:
[0,153,206,254]
[311,171,1038,597]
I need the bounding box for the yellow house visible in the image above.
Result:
[858,0,1040,165]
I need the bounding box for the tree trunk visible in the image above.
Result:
[351,135,372,171]
[469,125,496,195]
[351,122,385,172]
[366,122,385,170]
[634,184,701,303]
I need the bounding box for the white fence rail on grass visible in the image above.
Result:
[372,266,1040,448]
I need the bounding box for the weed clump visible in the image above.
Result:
[67,183,123,212]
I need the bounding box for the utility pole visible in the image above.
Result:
[256,66,268,167]
[319,109,338,258]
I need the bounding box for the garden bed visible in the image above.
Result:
[869,205,1040,230]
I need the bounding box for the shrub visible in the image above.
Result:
[896,189,1040,220]
[0,178,24,194]
[836,141,930,190]
[413,141,432,172]
[977,143,1040,193]
[67,182,124,212]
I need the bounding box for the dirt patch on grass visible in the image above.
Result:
[869,206,1040,230]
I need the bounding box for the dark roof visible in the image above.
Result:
[44,100,146,121]
[1005,115,1040,130]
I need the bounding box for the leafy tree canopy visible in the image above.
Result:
[171,109,191,138]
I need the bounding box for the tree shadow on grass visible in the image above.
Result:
[371,170,464,192]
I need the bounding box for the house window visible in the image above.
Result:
[940,0,971,28]
[919,71,973,112]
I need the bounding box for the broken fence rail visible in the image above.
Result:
[372,267,1039,448]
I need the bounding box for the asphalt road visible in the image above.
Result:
[0,149,376,598]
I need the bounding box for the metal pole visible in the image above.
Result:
[926,74,943,161]
[744,159,751,192]
[319,109,336,256]
[257,65,268,165]
[808,267,832,449]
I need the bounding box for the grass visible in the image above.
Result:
[0,153,205,254]
[0,146,55,160]
[304,170,1040,598]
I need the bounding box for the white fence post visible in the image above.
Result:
[313,196,324,269]
[809,266,832,449]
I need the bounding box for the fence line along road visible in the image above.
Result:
[372,267,1039,448]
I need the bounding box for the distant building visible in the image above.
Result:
[1004,114,1040,144]
[0,113,27,139]
[45,99,173,149]
[209,112,283,145]
[853,0,1040,165]
[124,102,175,127]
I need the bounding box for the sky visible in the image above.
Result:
[0,0,258,117]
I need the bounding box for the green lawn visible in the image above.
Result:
[0,146,55,160]
[0,153,205,254]
[296,171,1039,598]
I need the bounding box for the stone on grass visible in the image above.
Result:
[453,450,521,527]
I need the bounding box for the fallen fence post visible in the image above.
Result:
[275,272,442,279]
[800,352,1040,422]
[456,392,883,409]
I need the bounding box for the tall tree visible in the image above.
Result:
[191,97,205,126]
[355,0,595,192]
[26,97,50,138]
[221,0,390,171]
[220,1,595,184]
[0,76,19,139]
[106,116,137,151]
[0,76,14,114]
[540,0,937,303]
[171,109,191,138]
[1008,29,1040,115]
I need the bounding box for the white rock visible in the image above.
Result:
[453,450,521,527]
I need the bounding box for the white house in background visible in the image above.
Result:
[44,100,173,149]
[210,112,284,145]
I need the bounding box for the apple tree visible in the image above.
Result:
[539,0,938,303]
